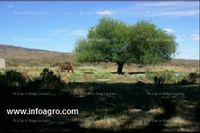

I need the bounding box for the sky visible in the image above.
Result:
[0,1,199,59]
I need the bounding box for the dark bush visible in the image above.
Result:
[0,72,3,87]
[153,76,165,85]
[0,70,26,90]
[178,79,191,85]
[37,68,66,91]
[0,68,67,93]
[188,72,199,84]
[135,81,145,86]
[178,72,199,85]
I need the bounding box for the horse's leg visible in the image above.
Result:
[62,67,65,72]
[71,67,74,73]
[65,66,69,72]
[65,66,68,72]
[68,66,73,73]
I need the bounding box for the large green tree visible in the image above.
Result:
[129,20,177,64]
[74,18,177,74]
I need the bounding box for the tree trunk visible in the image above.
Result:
[117,62,124,74]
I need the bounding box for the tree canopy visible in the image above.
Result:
[74,18,177,74]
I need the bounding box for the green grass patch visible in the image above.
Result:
[93,70,111,79]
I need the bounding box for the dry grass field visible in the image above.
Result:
[2,61,199,83]
[0,45,199,132]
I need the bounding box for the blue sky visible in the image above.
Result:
[0,1,199,59]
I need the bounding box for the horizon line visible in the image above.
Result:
[0,43,199,60]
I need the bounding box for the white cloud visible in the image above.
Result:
[142,2,183,7]
[12,10,50,15]
[53,28,68,34]
[79,11,94,15]
[106,2,199,18]
[49,29,87,37]
[66,2,198,18]
[67,30,88,37]
[149,10,199,17]
[164,28,175,34]
[191,33,199,42]
[96,10,114,16]
[78,10,114,16]
[5,3,15,8]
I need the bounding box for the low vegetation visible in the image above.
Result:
[0,62,199,132]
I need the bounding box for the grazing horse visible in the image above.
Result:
[60,62,73,73]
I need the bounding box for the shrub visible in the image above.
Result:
[94,70,111,79]
[188,72,199,84]
[146,70,176,84]
[174,74,186,83]
[38,68,65,91]
[178,79,190,85]
[0,70,27,89]
[178,72,200,85]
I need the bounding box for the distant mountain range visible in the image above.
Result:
[0,44,199,67]
[0,44,73,67]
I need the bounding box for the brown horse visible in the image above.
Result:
[60,62,73,73]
